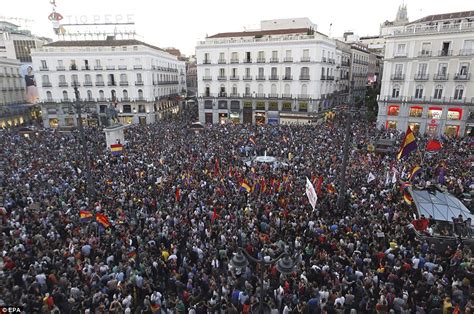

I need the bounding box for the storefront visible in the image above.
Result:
[49,118,59,128]
[426,119,439,136]
[243,101,252,124]
[255,112,266,125]
[204,112,213,124]
[444,125,459,137]
[280,114,311,125]
[386,120,397,129]
[267,111,279,125]
[139,116,147,125]
[218,112,228,124]
[229,111,240,124]
[120,116,133,125]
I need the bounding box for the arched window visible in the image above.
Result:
[232,84,237,95]
[219,84,226,96]
[271,84,277,95]
[123,90,128,99]
[414,84,423,99]
[205,84,210,97]
[46,91,52,101]
[434,84,443,99]
[111,90,116,100]
[454,85,464,100]
[87,90,92,100]
[62,90,68,100]
[138,89,143,99]
[392,84,400,98]
[99,90,104,100]
[245,84,250,96]
[284,84,290,95]
[301,84,307,95]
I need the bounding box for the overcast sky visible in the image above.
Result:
[2,0,473,56]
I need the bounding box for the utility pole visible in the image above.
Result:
[337,80,355,210]
[73,84,95,199]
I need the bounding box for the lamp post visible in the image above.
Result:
[73,82,95,199]
[230,247,300,314]
[337,80,356,210]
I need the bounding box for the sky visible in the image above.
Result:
[2,0,473,56]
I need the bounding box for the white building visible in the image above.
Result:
[196,18,339,125]
[31,38,186,128]
[377,10,474,137]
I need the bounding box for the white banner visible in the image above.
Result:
[305,177,318,211]
[367,172,376,183]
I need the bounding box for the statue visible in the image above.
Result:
[105,104,119,126]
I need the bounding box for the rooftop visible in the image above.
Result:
[207,28,317,39]
[45,39,165,52]
[408,10,474,25]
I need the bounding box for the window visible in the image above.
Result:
[392,85,400,98]
[59,75,66,83]
[271,67,277,77]
[111,90,116,100]
[454,85,464,100]
[204,53,210,63]
[95,59,101,66]
[219,52,225,61]
[46,91,52,101]
[321,67,325,78]
[96,74,103,82]
[421,42,431,55]
[42,75,50,83]
[258,84,263,94]
[41,60,47,68]
[123,90,128,99]
[245,52,251,62]
[258,67,264,77]
[428,107,442,119]
[303,49,309,58]
[284,84,290,95]
[387,105,399,116]
[99,90,104,99]
[285,50,291,57]
[409,106,423,117]
[433,85,443,99]
[271,84,277,94]
[232,84,237,95]
[58,60,63,66]
[232,68,237,77]
[205,85,210,97]
[301,67,309,77]
[447,108,462,120]
[138,89,143,99]
[137,73,142,82]
[437,63,447,75]
[245,84,250,95]
[85,74,91,83]
[219,68,225,77]
[414,85,423,99]
[417,63,427,75]
[231,52,238,61]
[272,51,278,59]
[301,84,307,95]
[441,42,450,56]
[459,63,469,76]
[123,105,131,113]
[70,60,77,70]
[87,90,92,100]
[258,51,265,60]
[394,64,403,75]
[120,73,127,82]
[62,90,68,100]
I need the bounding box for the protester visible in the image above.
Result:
[0,108,472,313]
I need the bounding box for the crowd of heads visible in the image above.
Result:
[0,108,473,313]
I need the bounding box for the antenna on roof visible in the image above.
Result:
[329,23,333,37]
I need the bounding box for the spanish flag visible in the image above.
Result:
[408,165,422,181]
[403,190,413,205]
[240,182,252,193]
[79,210,93,222]
[96,213,111,228]
[397,127,417,160]
[110,143,123,156]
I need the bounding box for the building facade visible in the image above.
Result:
[196,18,340,125]
[350,43,370,100]
[377,11,474,137]
[31,39,186,128]
[335,40,351,105]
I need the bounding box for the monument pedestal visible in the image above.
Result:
[104,124,126,150]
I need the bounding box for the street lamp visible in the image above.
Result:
[73,82,95,199]
[230,247,300,314]
[337,80,357,210]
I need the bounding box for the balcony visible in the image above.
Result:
[438,50,452,57]
[256,76,266,81]
[94,66,103,70]
[282,94,292,99]
[414,73,429,80]
[203,60,211,64]
[95,81,105,86]
[268,93,278,98]
[97,97,107,102]
[71,81,80,87]
[70,65,78,71]
[83,81,93,87]
[433,73,449,81]
[229,93,240,98]
[321,75,326,81]
[58,82,68,87]
[390,74,405,81]
[230,76,239,81]
[218,59,226,64]
[418,50,432,57]
[459,49,474,56]
[257,58,266,63]
[202,76,212,81]
[243,76,252,81]
[341,61,350,67]
[119,81,129,86]
[133,65,143,69]
[299,75,310,81]
[244,59,252,63]
[283,57,293,62]
[42,82,52,87]
[81,66,90,70]
[39,67,49,71]
[327,76,335,81]
[242,93,252,98]
[135,81,144,85]
[300,57,311,62]
[298,94,310,100]
[321,57,327,63]
[108,81,116,86]
[218,92,227,97]
[217,76,227,81]
[106,66,115,70]
[56,66,65,71]
[454,73,470,81]
[256,93,266,98]
[282,75,293,81]
[394,52,407,58]
[270,58,279,63]
[269,75,279,81]
[230,59,239,64]
[118,65,127,70]
[380,96,474,105]
[328,58,335,64]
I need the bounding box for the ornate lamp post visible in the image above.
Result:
[230,248,300,314]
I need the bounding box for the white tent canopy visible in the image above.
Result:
[410,188,473,226]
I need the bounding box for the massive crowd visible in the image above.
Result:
[0,109,473,313]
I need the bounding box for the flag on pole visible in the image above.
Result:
[426,139,442,152]
[403,189,413,205]
[79,210,93,222]
[305,177,318,210]
[408,165,422,181]
[240,182,252,193]
[110,143,123,156]
[367,172,376,183]
[96,213,111,228]
[397,127,417,160]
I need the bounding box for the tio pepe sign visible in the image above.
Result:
[63,14,134,25]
